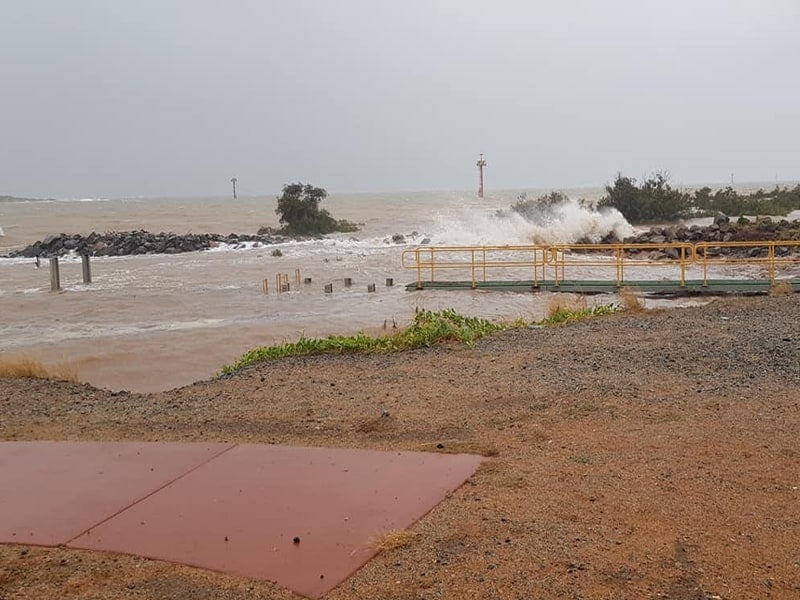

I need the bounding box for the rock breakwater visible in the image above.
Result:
[7,230,287,258]
[620,215,800,258]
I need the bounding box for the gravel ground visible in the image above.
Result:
[1,294,799,599]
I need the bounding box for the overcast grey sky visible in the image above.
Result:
[1,1,798,197]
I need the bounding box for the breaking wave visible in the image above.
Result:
[429,195,634,246]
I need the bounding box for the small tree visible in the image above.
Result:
[510,191,569,224]
[598,174,641,221]
[275,183,357,235]
[599,172,691,223]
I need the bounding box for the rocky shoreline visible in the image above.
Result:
[617,214,800,259]
[6,229,288,258]
[5,214,800,259]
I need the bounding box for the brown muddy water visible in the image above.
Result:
[4,189,783,392]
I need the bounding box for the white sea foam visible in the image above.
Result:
[429,197,634,246]
[0,256,44,266]
[0,317,235,349]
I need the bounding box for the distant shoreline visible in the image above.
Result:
[3,181,800,204]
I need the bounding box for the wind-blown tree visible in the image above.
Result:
[509,191,570,225]
[599,172,691,223]
[275,183,357,235]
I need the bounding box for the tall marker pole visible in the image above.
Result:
[231,177,238,199]
[476,154,487,198]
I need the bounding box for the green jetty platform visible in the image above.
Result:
[405,279,800,296]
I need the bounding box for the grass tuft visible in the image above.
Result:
[619,287,646,312]
[0,355,79,382]
[539,302,619,326]
[370,530,419,552]
[770,280,794,297]
[546,294,587,317]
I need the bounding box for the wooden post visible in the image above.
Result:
[295,268,301,286]
[385,278,394,287]
[263,278,269,294]
[344,277,353,287]
[81,254,92,284]
[367,283,376,293]
[304,277,312,284]
[49,257,60,291]
[324,283,333,294]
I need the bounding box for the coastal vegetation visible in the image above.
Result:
[509,191,570,224]
[275,183,358,235]
[539,300,619,325]
[0,355,78,382]
[598,172,800,224]
[219,305,620,375]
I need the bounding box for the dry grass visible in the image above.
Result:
[354,415,396,434]
[546,294,587,318]
[770,280,795,297]
[619,287,646,312]
[418,439,499,457]
[0,355,79,382]
[370,529,419,552]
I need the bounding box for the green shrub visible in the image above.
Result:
[598,173,800,223]
[539,304,619,326]
[598,172,690,223]
[218,309,502,375]
[275,183,359,235]
[217,305,619,376]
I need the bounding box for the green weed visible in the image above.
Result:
[218,304,619,376]
[538,304,619,326]
[218,309,501,375]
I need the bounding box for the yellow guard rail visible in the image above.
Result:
[402,241,800,289]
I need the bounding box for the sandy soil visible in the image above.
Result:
[1,295,799,599]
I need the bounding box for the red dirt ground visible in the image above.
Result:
[1,295,799,599]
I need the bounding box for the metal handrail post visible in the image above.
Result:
[416,248,422,290]
[471,249,476,288]
[768,243,775,282]
[680,246,686,286]
[553,249,560,285]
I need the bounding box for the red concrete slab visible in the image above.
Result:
[70,444,484,599]
[0,441,231,546]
